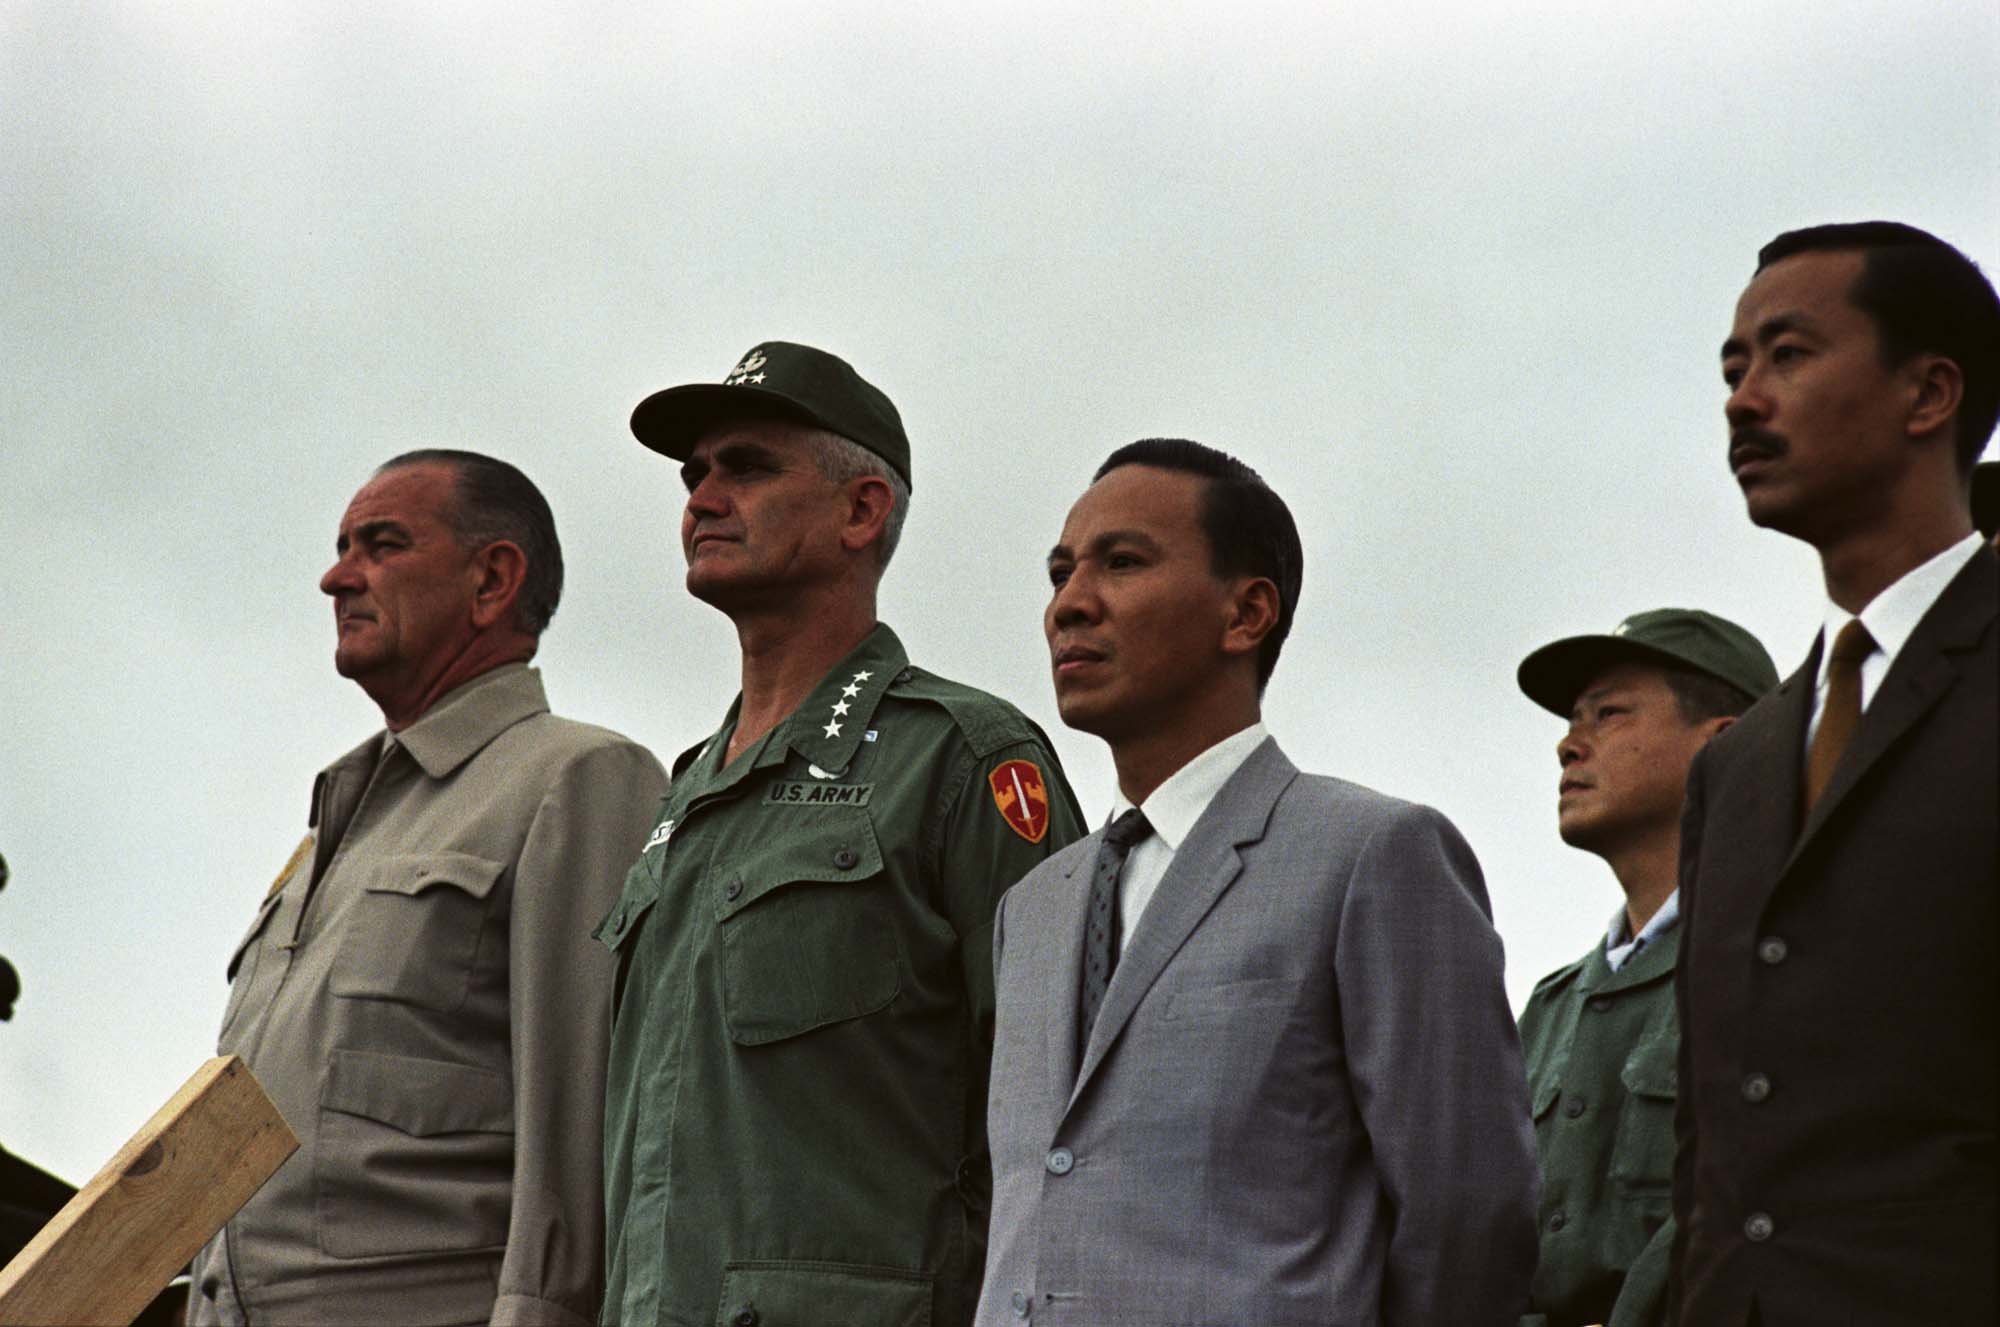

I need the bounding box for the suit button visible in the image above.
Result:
[724,880,743,901]
[833,847,860,870]
[1744,1212,1775,1242]
[1011,1290,1032,1318]
[1587,995,1613,1012]
[1045,1147,1075,1175]
[1563,1096,1586,1118]
[731,1307,759,1327]
[1547,1210,1567,1232]
[1741,1072,1771,1103]
[1758,936,1789,965]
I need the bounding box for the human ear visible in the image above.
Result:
[839,475,895,557]
[469,540,529,630]
[1220,577,1281,659]
[1905,354,1965,443]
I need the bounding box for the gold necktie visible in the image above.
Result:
[1805,619,1875,810]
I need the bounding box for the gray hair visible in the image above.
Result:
[375,449,564,635]
[803,429,910,570]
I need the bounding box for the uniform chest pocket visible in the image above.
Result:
[1608,1028,1678,1195]
[330,852,504,1014]
[716,807,900,1046]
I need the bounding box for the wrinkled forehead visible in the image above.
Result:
[340,461,458,531]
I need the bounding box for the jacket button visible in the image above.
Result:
[1547,1210,1567,1232]
[731,1307,759,1327]
[1563,1096,1586,1118]
[1744,1211,1775,1242]
[833,847,860,870]
[1011,1290,1032,1317]
[1741,1072,1772,1103]
[1758,936,1788,965]
[1045,1146,1075,1175]
[1587,995,1613,1012]
[724,879,743,901]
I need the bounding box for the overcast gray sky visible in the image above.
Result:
[4,0,1996,1182]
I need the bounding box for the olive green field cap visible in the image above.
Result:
[1517,607,1780,717]
[630,341,912,490]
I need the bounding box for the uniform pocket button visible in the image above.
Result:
[1563,1096,1586,1118]
[724,880,743,901]
[1547,1210,1567,1232]
[730,1307,759,1327]
[1588,995,1613,1012]
[833,847,859,870]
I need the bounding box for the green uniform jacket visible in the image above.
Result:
[1517,924,1679,1327]
[597,625,1085,1327]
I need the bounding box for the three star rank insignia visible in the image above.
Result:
[988,759,1051,844]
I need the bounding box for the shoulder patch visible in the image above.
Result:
[988,759,1051,843]
[891,666,1037,757]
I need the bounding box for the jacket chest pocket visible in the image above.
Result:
[219,892,285,1044]
[1608,1027,1678,1195]
[716,807,900,1046]
[329,852,504,1014]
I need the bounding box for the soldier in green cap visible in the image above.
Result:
[599,342,1086,1327]
[1511,609,1777,1327]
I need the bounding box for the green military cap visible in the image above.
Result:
[1517,607,1779,717]
[630,341,912,491]
[1973,460,2000,540]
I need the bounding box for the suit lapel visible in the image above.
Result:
[1790,548,1997,865]
[1065,739,1297,1113]
[1717,650,1815,917]
[1042,841,1094,1099]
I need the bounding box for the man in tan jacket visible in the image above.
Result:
[189,450,667,1327]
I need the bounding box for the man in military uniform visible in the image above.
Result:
[1512,611,1775,1327]
[190,451,668,1326]
[598,343,1085,1327]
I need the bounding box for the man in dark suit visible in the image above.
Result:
[978,439,1538,1325]
[1673,221,2000,1324]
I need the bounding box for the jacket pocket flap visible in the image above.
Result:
[594,884,658,952]
[1532,1076,1562,1120]
[716,1261,931,1327]
[364,851,504,900]
[226,893,284,982]
[1620,1044,1679,1100]
[716,808,884,923]
[322,1049,513,1136]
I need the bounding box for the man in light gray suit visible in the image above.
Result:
[978,439,1539,1325]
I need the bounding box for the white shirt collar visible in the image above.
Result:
[1108,721,1270,851]
[1816,532,1983,690]
[1604,889,1680,972]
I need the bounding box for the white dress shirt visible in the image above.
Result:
[1806,532,1985,747]
[1105,721,1270,955]
[1603,890,1679,973]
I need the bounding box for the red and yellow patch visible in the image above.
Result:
[988,759,1051,844]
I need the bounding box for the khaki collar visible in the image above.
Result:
[391,663,549,780]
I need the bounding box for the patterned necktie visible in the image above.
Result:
[1078,807,1152,1056]
[1805,619,1876,811]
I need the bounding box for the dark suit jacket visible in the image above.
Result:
[1670,544,1998,1326]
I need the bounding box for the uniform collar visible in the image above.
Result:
[778,622,909,776]
[391,663,549,780]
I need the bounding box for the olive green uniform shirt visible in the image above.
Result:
[597,625,1084,1327]
[1517,924,1678,1327]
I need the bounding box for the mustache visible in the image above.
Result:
[1730,429,1786,462]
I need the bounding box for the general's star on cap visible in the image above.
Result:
[823,719,843,738]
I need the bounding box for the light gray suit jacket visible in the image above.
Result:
[978,738,1538,1326]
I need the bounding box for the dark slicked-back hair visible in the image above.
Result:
[1093,438,1303,691]
[1757,221,2000,474]
[377,449,564,635]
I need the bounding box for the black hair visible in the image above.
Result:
[1092,438,1303,690]
[376,449,564,635]
[1758,221,2000,475]
[1660,664,1756,725]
